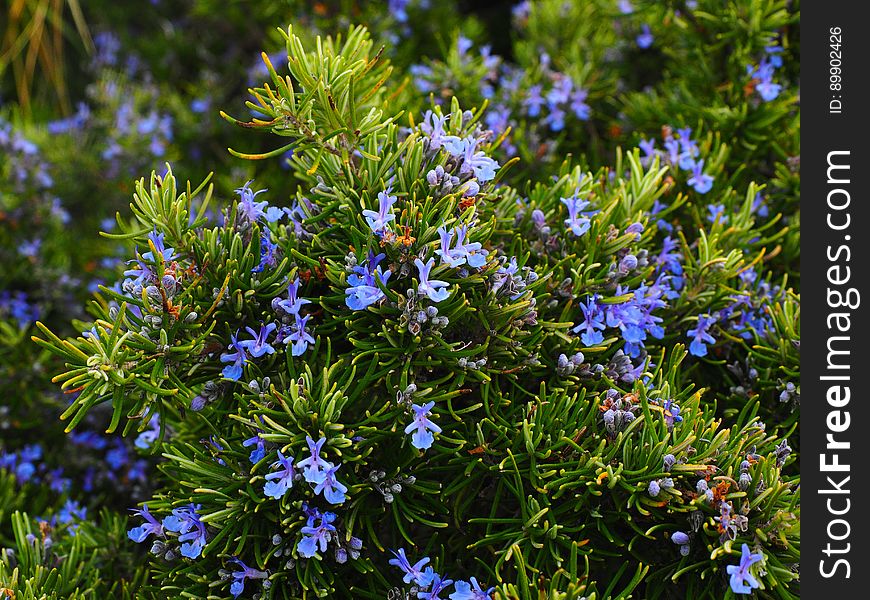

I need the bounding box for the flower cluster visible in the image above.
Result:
[128,503,208,559]
[389,548,494,600]
[262,436,348,506]
[746,44,785,102]
[640,127,714,194]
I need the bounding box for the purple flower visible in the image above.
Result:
[17,238,41,258]
[569,88,591,120]
[419,573,454,600]
[687,159,713,194]
[654,236,684,290]
[243,433,266,464]
[457,35,473,57]
[274,277,311,316]
[263,450,295,499]
[238,322,277,358]
[435,226,463,268]
[749,59,782,101]
[545,106,566,131]
[726,544,763,594]
[142,229,176,262]
[284,313,314,356]
[436,225,488,269]
[313,462,348,504]
[639,139,657,166]
[106,439,129,471]
[162,504,207,559]
[561,191,594,237]
[296,436,329,484]
[235,181,284,224]
[228,557,269,598]
[457,137,500,182]
[56,500,86,534]
[765,44,784,68]
[297,511,336,558]
[687,314,716,357]
[547,76,573,106]
[450,577,495,600]
[661,399,683,429]
[346,251,392,310]
[750,192,769,218]
[46,467,70,493]
[756,79,782,102]
[252,231,278,273]
[389,548,431,585]
[405,401,441,450]
[524,84,545,117]
[573,295,606,345]
[415,257,451,302]
[363,188,397,235]
[636,24,654,49]
[663,137,681,166]
[421,110,450,150]
[220,331,249,381]
[127,504,164,543]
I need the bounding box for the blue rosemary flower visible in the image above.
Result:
[450,577,495,600]
[405,401,441,450]
[243,433,266,465]
[297,510,336,558]
[639,139,657,166]
[220,331,249,381]
[363,188,397,236]
[281,313,314,356]
[726,544,763,594]
[687,314,717,357]
[313,462,348,504]
[420,110,450,150]
[274,277,311,316]
[524,84,545,117]
[235,181,284,225]
[435,226,464,268]
[252,231,278,273]
[457,137,500,182]
[263,450,296,499]
[228,557,269,598]
[436,225,488,269]
[162,503,208,559]
[415,257,451,302]
[636,24,654,49]
[687,159,713,194]
[389,548,431,585]
[419,573,454,600]
[238,322,277,358]
[570,88,591,120]
[561,191,594,237]
[661,399,684,429]
[573,295,606,345]
[296,436,329,484]
[127,504,164,543]
[346,251,392,310]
